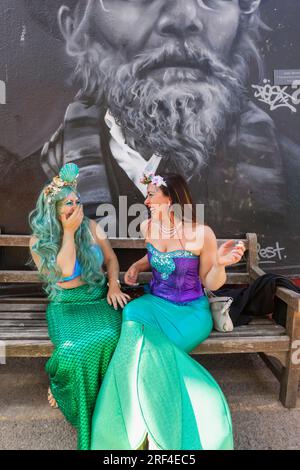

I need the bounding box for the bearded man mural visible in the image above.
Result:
[39,0,299,242]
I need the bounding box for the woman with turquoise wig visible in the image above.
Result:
[29,163,129,450]
[91,173,246,450]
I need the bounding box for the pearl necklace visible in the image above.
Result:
[159,221,182,237]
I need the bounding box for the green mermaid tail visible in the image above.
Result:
[91,294,233,450]
[45,282,122,450]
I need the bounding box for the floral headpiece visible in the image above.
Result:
[44,163,79,204]
[140,172,167,188]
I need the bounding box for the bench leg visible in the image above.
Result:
[279,305,300,408]
[279,364,300,408]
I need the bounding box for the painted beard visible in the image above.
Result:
[77,41,246,177]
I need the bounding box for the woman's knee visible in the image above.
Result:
[199,315,213,343]
[122,300,139,321]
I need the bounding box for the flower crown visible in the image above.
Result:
[140,172,167,187]
[44,163,79,204]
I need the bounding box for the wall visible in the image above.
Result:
[0,0,299,275]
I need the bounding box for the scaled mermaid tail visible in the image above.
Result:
[91,294,233,450]
[45,282,122,450]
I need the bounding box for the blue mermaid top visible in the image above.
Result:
[60,245,104,282]
[147,242,205,303]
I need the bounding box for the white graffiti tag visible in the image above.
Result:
[0,80,6,105]
[257,241,286,263]
[252,79,297,113]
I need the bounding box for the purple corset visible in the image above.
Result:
[147,243,205,303]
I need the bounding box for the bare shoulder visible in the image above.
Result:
[29,235,41,269]
[29,235,38,249]
[203,224,217,239]
[203,225,218,248]
[182,223,206,253]
[89,219,107,242]
[89,218,96,233]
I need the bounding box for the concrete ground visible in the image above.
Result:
[0,354,299,450]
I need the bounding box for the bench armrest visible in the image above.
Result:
[250,264,300,311]
[275,286,300,311]
[250,264,266,280]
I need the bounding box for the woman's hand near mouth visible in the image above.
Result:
[61,205,84,234]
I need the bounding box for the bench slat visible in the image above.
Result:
[0,322,284,335]
[0,312,46,320]
[0,330,49,340]
[0,297,48,303]
[0,235,249,250]
[0,324,285,340]
[0,235,32,246]
[0,304,47,311]
[0,320,47,327]
[4,340,54,357]
[192,335,290,354]
[3,334,290,358]
[0,271,41,283]
[0,323,285,334]
[0,271,251,284]
[0,312,277,327]
[247,317,275,325]
[210,324,285,338]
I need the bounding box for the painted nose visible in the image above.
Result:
[157,0,203,38]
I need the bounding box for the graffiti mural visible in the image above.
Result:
[0,0,300,274]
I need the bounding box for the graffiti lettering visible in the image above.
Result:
[20,24,26,42]
[291,340,300,366]
[258,242,286,262]
[252,79,298,112]
[291,80,300,105]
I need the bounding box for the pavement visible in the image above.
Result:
[0,354,299,450]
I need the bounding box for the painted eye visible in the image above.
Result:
[199,0,232,9]
[119,0,154,3]
[65,201,73,206]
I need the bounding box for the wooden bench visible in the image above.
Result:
[0,233,299,408]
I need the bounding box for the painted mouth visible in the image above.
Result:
[140,57,212,78]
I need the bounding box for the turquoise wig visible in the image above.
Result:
[29,164,105,299]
